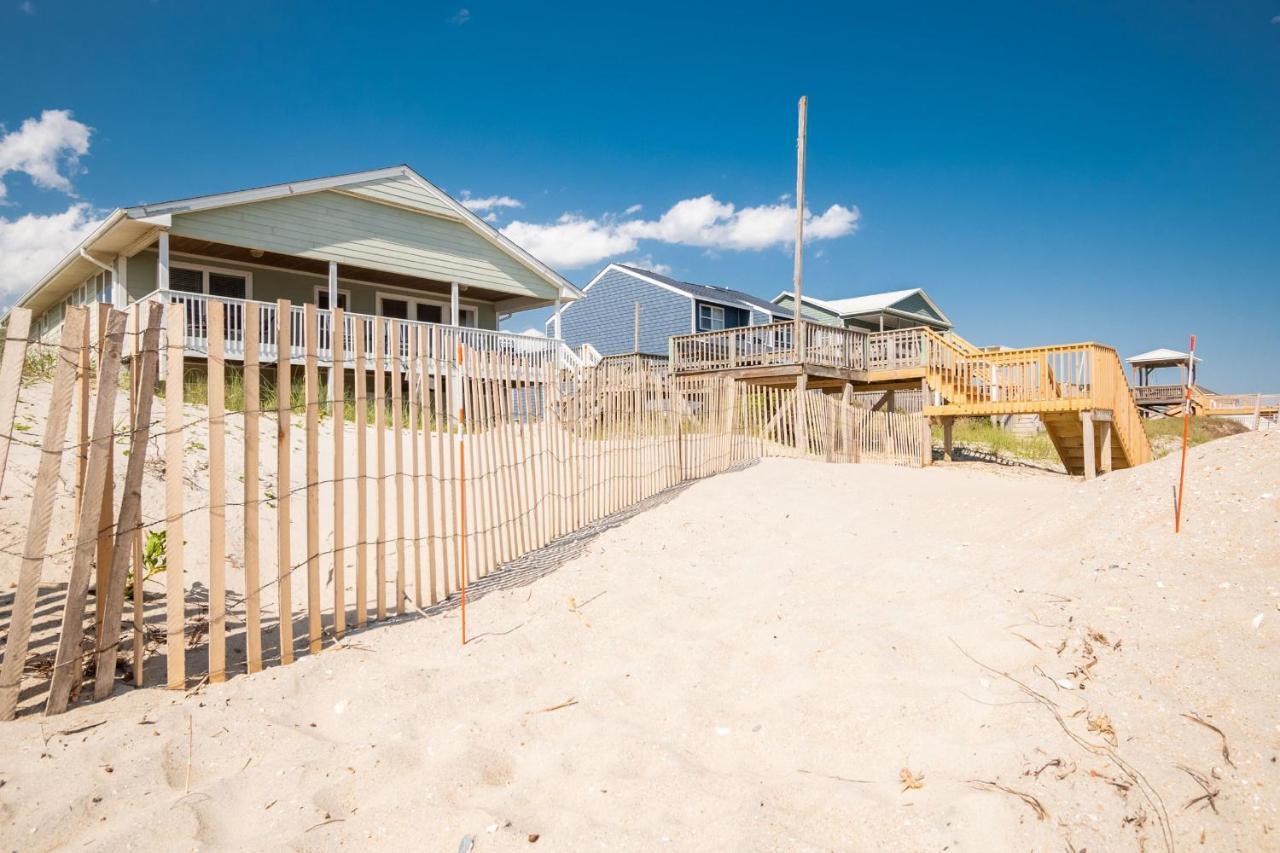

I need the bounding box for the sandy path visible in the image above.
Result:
[0,431,1277,851]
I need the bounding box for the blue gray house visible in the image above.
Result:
[549,263,791,357]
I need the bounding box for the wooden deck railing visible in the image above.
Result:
[669,320,868,373]
[148,290,581,371]
[921,333,1151,465]
[866,327,928,371]
[1201,392,1280,412]
[1132,384,1186,405]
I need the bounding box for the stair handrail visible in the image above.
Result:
[918,331,1153,467]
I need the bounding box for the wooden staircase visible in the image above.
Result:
[1040,413,1125,476]
[919,332,1153,475]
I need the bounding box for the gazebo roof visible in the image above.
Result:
[1127,348,1200,366]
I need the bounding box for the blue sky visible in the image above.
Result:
[1,1,1277,390]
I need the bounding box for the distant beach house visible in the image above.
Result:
[6,165,581,359]
[772,288,952,332]
[549,263,792,358]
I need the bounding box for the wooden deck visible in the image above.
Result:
[671,322,1154,474]
[1132,384,1280,418]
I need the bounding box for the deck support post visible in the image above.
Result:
[450,281,460,326]
[1080,410,1097,481]
[794,374,808,454]
[1254,394,1263,431]
[1098,417,1113,474]
[553,292,562,339]
[919,377,932,467]
[841,383,854,463]
[942,416,955,462]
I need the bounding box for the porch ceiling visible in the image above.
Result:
[167,235,520,303]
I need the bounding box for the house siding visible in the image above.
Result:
[167,190,557,301]
[551,267,691,356]
[337,174,458,219]
[893,292,945,324]
[772,295,842,325]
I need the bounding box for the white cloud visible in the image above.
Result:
[624,204,643,215]
[451,7,470,24]
[19,1,34,14]
[0,203,103,307]
[0,109,92,201]
[1273,14,1280,22]
[500,194,860,270]
[620,255,673,275]
[502,213,637,269]
[460,193,523,213]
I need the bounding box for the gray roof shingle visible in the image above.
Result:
[614,264,793,319]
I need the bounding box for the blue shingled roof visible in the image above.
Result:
[614,264,793,320]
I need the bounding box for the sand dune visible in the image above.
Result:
[0,428,1276,851]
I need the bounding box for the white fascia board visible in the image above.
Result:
[123,166,409,218]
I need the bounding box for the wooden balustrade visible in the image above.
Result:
[1132,384,1186,404]
[149,290,579,372]
[670,320,868,373]
[865,328,928,371]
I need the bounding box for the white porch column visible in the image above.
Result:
[157,230,170,376]
[450,281,460,326]
[113,254,127,309]
[327,260,338,397]
[553,292,563,339]
[157,231,170,294]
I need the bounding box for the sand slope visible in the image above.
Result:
[0,430,1277,851]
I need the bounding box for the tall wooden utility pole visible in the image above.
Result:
[793,96,808,361]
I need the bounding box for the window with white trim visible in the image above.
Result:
[314,286,350,311]
[168,263,250,299]
[698,303,726,331]
[377,293,477,327]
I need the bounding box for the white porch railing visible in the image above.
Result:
[147,290,581,371]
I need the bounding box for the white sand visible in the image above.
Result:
[1,423,1277,850]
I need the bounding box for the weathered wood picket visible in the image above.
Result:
[0,300,928,718]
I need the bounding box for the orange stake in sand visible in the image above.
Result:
[1174,334,1196,533]
[457,341,468,644]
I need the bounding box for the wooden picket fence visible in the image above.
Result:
[0,300,926,719]
[732,385,928,467]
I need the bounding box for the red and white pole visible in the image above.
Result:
[1174,334,1196,533]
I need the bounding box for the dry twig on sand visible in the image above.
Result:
[1182,712,1234,768]
[798,768,873,785]
[967,779,1048,820]
[1177,765,1220,814]
[950,639,1173,853]
[531,698,578,714]
[899,768,925,792]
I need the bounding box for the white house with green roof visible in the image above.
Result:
[771,288,952,332]
[6,165,581,362]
